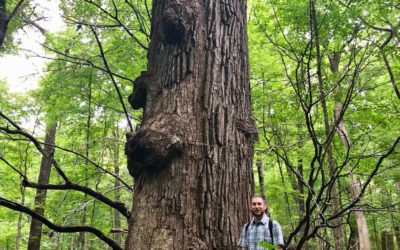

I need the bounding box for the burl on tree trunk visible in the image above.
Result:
[125,0,256,249]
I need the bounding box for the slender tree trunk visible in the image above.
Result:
[311,0,343,244]
[328,79,344,250]
[381,231,394,250]
[348,213,359,250]
[15,186,25,250]
[335,102,370,250]
[78,76,93,250]
[125,1,255,249]
[16,146,29,250]
[335,102,371,250]
[372,215,379,250]
[395,182,400,250]
[381,231,387,250]
[276,155,295,229]
[88,181,100,250]
[297,159,304,216]
[328,44,371,249]
[386,232,394,250]
[256,160,266,200]
[380,49,400,100]
[256,160,273,217]
[349,175,370,250]
[113,130,122,246]
[394,225,400,250]
[27,124,57,250]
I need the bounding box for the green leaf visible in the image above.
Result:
[259,241,279,250]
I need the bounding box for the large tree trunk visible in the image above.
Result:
[27,124,57,250]
[125,1,255,249]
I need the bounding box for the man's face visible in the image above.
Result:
[250,197,266,218]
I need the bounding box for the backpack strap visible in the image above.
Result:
[269,219,274,245]
[245,222,250,235]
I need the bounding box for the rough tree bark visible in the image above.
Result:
[27,124,57,250]
[125,0,255,249]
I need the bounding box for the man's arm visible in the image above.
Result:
[273,221,284,247]
[238,224,248,249]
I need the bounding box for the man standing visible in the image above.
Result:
[238,196,285,250]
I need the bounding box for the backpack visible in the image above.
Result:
[245,218,275,244]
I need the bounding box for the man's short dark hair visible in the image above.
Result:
[251,195,267,204]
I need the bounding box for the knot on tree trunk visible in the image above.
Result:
[128,71,151,110]
[125,115,184,178]
[161,3,193,46]
[235,116,258,142]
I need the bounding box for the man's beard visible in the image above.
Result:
[251,210,264,217]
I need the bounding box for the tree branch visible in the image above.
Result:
[22,180,131,219]
[8,0,25,21]
[83,0,148,50]
[0,197,122,250]
[89,25,133,132]
[328,136,400,221]
[0,126,133,191]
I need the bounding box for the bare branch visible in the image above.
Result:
[22,180,131,219]
[89,25,134,132]
[83,0,148,50]
[0,197,122,250]
[328,137,400,221]
[380,49,400,100]
[0,124,133,190]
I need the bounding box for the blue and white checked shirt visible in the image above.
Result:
[238,214,284,249]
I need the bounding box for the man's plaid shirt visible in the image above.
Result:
[238,214,284,249]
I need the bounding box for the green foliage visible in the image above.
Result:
[259,241,279,250]
[249,0,399,248]
[1,0,151,249]
[1,0,399,249]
